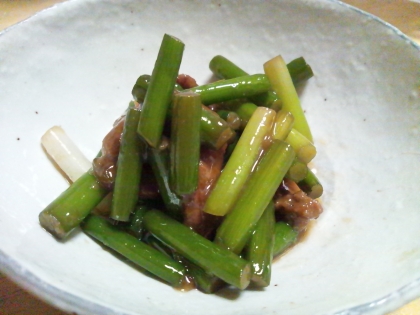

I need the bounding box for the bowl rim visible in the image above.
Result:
[1,0,419,314]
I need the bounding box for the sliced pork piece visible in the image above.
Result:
[177,74,198,89]
[183,145,226,239]
[92,116,125,189]
[274,178,323,232]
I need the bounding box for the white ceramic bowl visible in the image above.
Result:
[1,1,419,314]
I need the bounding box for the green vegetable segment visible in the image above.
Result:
[209,55,248,79]
[285,128,316,164]
[131,75,235,149]
[298,168,323,199]
[39,171,108,239]
[216,110,241,130]
[209,55,280,108]
[273,221,299,257]
[245,202,275,287]
[111,108,145,222]
[285,158,309,183]
[143,209,251,289]
[184,261,226,294]
[210,55,313,86]
[128,203,150,238]
[215,140,295,254]
[137,34,185,147]
[132,74,182,103]
[82,215,186,287]
[92,191,113,217]
[209,55,314,109]
[235,102,257,129]
[287,57,314,86]
[170,92,201,195]
[131,74,151,103]
[186,74,271,105]
[200,105,235,149]
[272,110,294,141]
[40,37,321,293]
[204,107,276,216]
[264,55,313,141]
[148,147,182,219]
[143,233,174,257]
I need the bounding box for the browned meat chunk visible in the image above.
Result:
[177,74,198,89]
[274,178,323,231]
[183,145,226,239]
[92,116,125,189]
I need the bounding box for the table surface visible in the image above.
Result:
[1,1,420,314]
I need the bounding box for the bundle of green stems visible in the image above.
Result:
[39,34,322,293]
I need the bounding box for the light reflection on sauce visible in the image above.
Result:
[176,275,195,292]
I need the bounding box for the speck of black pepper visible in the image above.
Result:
[141,48,144,51]
[363,118,366,121]
[35,111,38,114]
[17,137,20,140]
[324,98,327,101]
[274,284,278,286]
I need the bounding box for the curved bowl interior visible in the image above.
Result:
[0,1,419,314]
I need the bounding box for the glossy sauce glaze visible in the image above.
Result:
[89,73,322,293]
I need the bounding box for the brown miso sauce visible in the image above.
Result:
[176,275,196,292]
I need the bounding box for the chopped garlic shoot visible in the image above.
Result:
[41,126,91,182]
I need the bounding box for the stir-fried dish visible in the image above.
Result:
[39,34,323,293]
